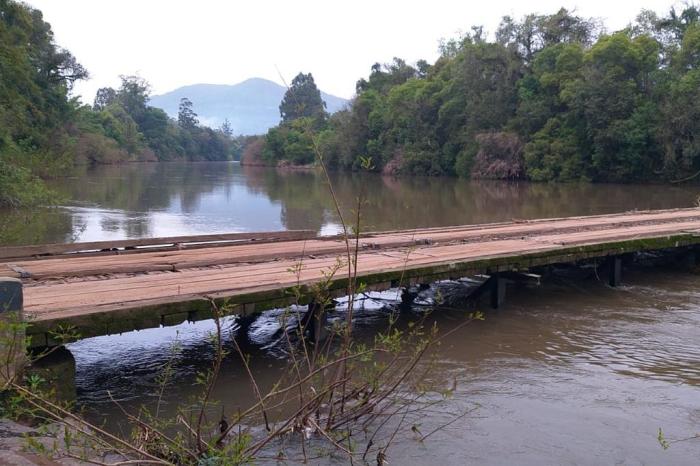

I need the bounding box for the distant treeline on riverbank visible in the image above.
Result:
[4,2,700,209]
[247,6,700,184]
[0,0,245,208]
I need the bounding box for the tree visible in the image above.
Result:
[220,118,233,137]
[496,9,599,64]
[524,117,586,180]
[0,0,241,193]
[279,72,327,123]
[416,59,431,78]
[138,107,183,160]
[116,75,150,124]
[0,0,88,206]
[436,41,522,176]
[569,32,662,180]
[93,87,117,110]
[356,58,418,95]
[263,117,316,165]
[471,132,525,179]
[178,97,198,130]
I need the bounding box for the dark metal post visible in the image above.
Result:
[0,277,22,313]
[608,256,622,287]
[490,274,507,309]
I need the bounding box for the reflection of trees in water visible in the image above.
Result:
[242,166,330,232]
[52,162,241,240]
[0,208,75,246]
[242,165,696,232]
[53,163,239,214]
[51,164,165,212]
[3,162,696,246]
[176,163,237,214]
[2,162,244,245]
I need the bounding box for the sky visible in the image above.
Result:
[27,0,683,103]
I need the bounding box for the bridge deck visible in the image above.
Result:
[3,208,700,345]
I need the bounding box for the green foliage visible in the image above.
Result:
[0,154,54,207]
[525,118,586,181]
[279,72,327,123]
[260,5,700,183]
[178,97,199,130]
[0,0,237,208]
[91,78,234,162]
[0,0,84,206]
[260,73,331,167]
[263,118,316,165]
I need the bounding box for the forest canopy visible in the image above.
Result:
[4,2,700,208]
[0,0,238,207]
[256,6,700,183]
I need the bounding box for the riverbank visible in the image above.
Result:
[240,159,318,171]
[0,419,87,465]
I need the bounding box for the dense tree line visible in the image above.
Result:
[0,0,238,207]
[84,78,238,164]
[257,6,700,183]
[252,73,328,167]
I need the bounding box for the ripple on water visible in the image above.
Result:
[529,276,700,386]
[66,267,700,464]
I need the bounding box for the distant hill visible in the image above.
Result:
[148,78,348,136]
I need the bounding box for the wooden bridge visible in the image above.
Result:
[2,208,700,347]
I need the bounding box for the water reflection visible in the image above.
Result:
[0,161,697,245]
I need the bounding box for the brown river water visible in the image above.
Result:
[2,162,699,464]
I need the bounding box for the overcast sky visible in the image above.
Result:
[27,0,681,103]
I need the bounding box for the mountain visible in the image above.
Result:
[148,78,348,136]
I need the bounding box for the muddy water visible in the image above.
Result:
[67,264,700,464]
[3,162,699,463]
[0,161,698,245]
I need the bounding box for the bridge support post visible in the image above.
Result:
[305,300,331,344]
[400,288,418,310]
[1,278,26,387]
[679,247,698,269]
[608,256,622,287]
[490,274,507,309]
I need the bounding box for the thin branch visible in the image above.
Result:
[419,407,478,442]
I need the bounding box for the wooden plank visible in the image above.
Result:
[15,223,700,292]
[19,225,690,311]
[7,211,700,280]
[358,207,700,237]
[0,229,317,260]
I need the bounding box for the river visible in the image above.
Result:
[3,162,699,464]
[1,161,699,245]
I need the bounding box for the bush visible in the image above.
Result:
[0,155,54,208]
[240,137,266,166]
[74,133,130,164]
[470,132,524,180]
